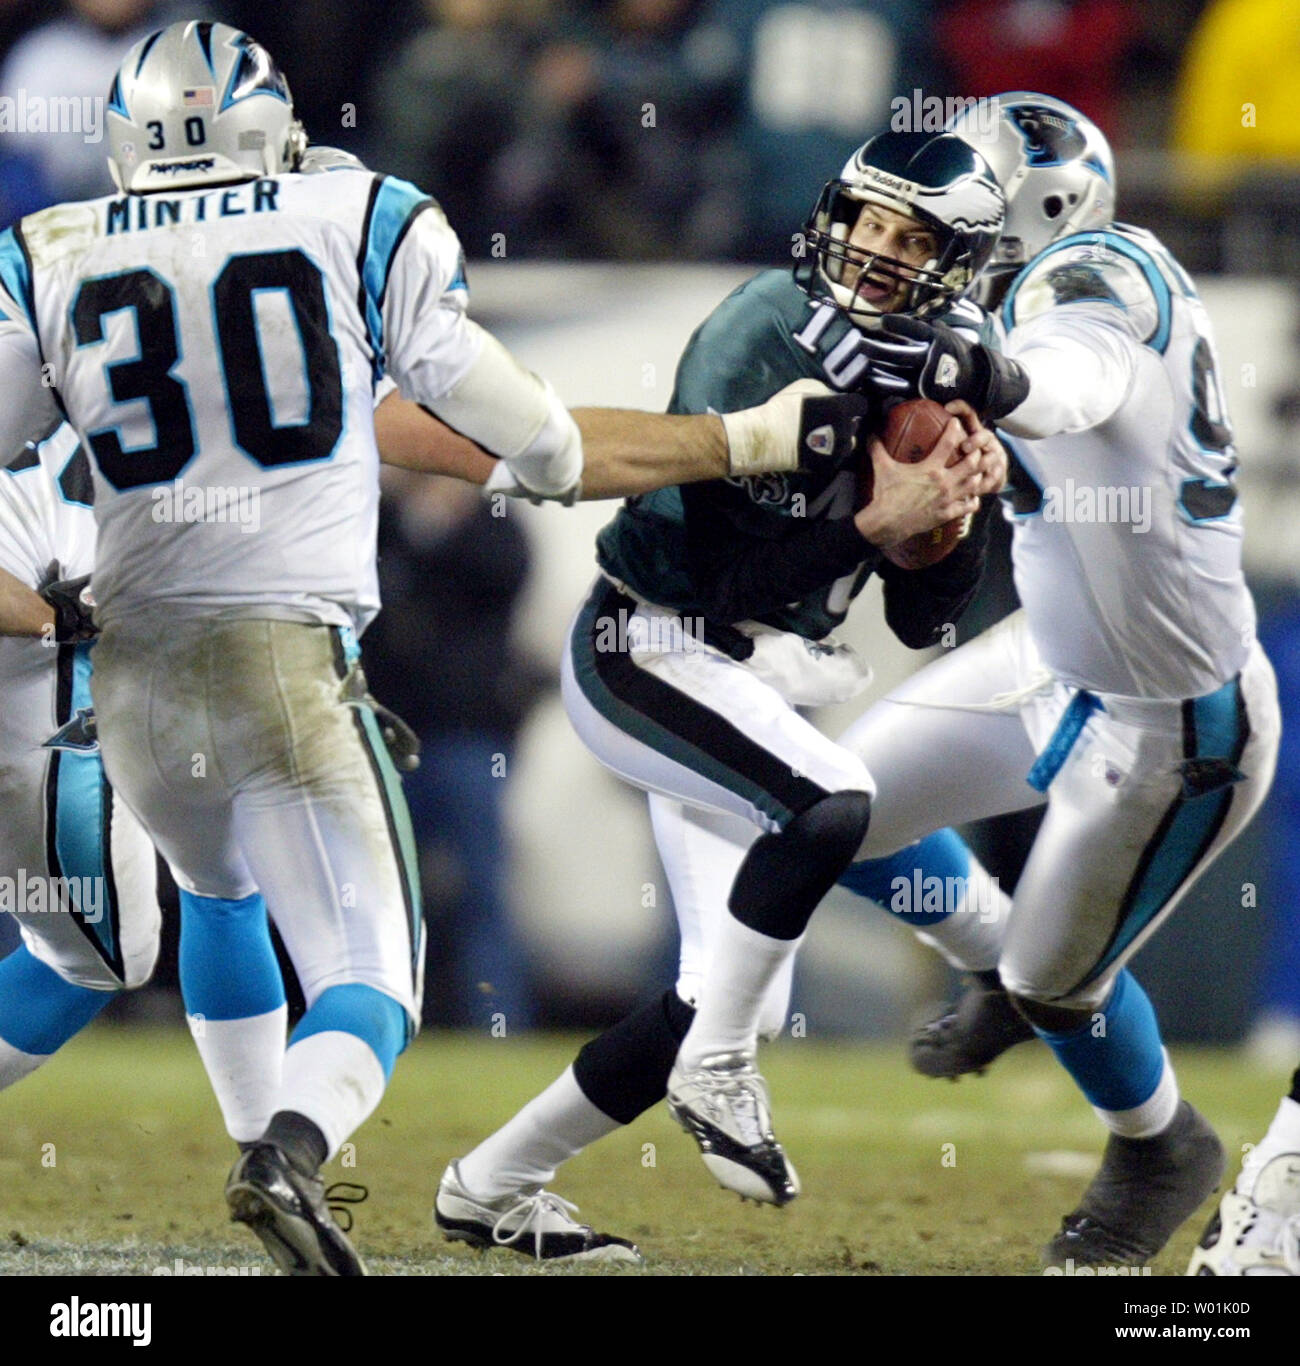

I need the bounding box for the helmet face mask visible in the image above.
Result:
[796,130,1005,324]
[107,21,306,194]
[805,182,965,320]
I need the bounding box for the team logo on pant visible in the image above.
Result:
[42,707,98,753]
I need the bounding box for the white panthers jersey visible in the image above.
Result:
[0,422,95,593]
[0,422,94,806]
[0,169,475,633]
[996,223,1254,699]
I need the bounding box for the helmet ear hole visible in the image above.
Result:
[1043,194,1064,219]
[1067,192,1079,205]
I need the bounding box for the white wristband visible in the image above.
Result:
[721,379,832,476]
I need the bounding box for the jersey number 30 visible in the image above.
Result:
[72,249,343,490]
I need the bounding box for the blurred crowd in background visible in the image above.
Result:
[0,0,1297,1046]
[2,0,1298,263]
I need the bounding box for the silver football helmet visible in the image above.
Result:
[106,20,306,193]
[946,92,1114,281]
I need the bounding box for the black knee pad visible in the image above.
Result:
[1009,992,1092,1036]
[572,989,696,1126]
[729,789,872,941]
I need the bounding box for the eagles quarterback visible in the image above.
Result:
[0,22,867,1276]
[813,93,1281,1270]
[432,128,1021,1258]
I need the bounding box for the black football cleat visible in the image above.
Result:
[226,1143,366,1277]
[1043,1101,1226,1270]
[909,969,1037,1079]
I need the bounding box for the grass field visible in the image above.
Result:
[0,1025,1284,1277]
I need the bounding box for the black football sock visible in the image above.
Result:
[262,1110,328,1178]
[573,989,696,1125]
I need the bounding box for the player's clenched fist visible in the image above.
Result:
[944,398,1008,497]
[853,417,983,551]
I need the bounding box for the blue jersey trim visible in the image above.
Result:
[0,227,35,330]
[1003,229,1173,354]
[359,177,434,372]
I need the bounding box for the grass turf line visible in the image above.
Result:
[0,1024,1282,1276]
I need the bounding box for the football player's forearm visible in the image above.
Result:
[0,566,53,637]
[1000,326,1133,439]
[373,393,494,483]
[572,408,729,499]
[573,383,872,500]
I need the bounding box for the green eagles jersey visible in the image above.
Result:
[596,268,992,640]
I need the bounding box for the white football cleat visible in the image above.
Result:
[1188,1152,1300,1276]
[434,1162,642,1264]
[666,1052,800,1206]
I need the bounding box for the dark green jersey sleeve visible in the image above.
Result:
[597,270,995,641]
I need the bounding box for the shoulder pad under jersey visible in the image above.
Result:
[1002,226,1176,353]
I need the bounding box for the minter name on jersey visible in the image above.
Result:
[106,177,281,234]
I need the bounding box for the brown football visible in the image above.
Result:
[860,398,972,571]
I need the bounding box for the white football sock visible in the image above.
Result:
[187,1005,287,1144]
[456,1066,621,1200]
[275,1031,387,1160]
[1094,1051,1180,1138]
[678,915,795,1069]
[0,1037,48,1090]
[1237,1096,1300,1197]
[914,862,1009,972]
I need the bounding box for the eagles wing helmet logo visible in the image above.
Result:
[914,172,1004,233]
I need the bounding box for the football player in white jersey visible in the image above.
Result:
[0,427,164,1061]
[0,22,871,1275]
[0,424,297,1163]
[773,93,1278,1268]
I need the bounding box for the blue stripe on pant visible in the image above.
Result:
[1083,676,1248,988]
[49,644,120,975]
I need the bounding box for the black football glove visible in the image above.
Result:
[722,381,877,476]
[860,316,1030,422]
[39,573,98,643]
[794,389,877,468]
